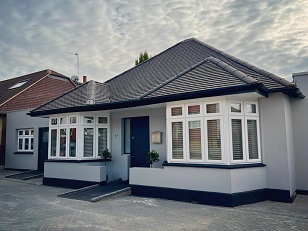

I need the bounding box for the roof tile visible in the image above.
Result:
[30,38,301,115]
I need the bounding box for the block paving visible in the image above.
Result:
[0,170,308,230]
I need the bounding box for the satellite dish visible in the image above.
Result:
[71,75,79,82]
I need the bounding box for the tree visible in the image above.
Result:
[135,51,150,66]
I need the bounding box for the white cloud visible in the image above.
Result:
[0,0,307,82]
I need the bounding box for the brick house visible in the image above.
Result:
[0,69,76,170]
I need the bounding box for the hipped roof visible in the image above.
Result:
[30,38,303,116]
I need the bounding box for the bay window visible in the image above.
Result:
[168,99,261,165]
[49,114,110,159]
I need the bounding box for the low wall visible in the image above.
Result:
[44,161,107,188]
[130,166,266,194]
[129,166,280,207]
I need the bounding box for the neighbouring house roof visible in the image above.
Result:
[29,38,304,116]
[0,69,76,113]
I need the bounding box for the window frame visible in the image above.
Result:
[50,117,58,126]
[186,117,204,162]
[81,114,110,159]
[96,126,109,157]
[17,129,34,152]
[167,99,261,165]
[96,116,108,125]
[59,116,68,125]
[229,116,246,163]
[68,126,78,158]
[58,127,68,158]
[69,115,78,125]
[185,103,203,117]
[168,118,187,162]
[82,126,96,159]
[48,128,59,158]
[244,101,259,116]
[82,115,95,125]
[169,105,185,118]
[229,101,244,115]
[204,116,225,163]
[204,101,223,116]
[245,117,261,162]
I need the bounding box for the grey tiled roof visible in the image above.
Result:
[33,81,110,112]
[142,57,257,99]
[31,38,301,115]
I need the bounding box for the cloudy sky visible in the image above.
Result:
[0,0,307,82]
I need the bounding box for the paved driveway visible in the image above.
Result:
[0,170,308,231]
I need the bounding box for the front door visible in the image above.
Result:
[130,116,150,168]
[38,127,49,172]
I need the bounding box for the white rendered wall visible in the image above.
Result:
[44,161,106,182]
[230,167,267,193]
[5,110,48,170]
[130,166,266,194]
[259,92,296,195]
[110,107,166,181]
[292,72,308,191]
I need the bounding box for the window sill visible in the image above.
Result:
[45,159,112,163]
[14,151,34,155]
[163,161,266,169]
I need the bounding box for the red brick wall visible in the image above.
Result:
[0,76,75,112]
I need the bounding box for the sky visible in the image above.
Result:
[0,0,307,83]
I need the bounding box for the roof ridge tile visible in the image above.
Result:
[207,57,257,84]
[192,39,295,87]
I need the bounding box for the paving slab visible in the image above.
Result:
[0,170,308,230]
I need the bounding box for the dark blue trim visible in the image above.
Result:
[163,161,266,169]
[297,190,308,195]
[44,159,111,163]
[5,167,32,171]
[43,177,106,189]
[130,185,294,207]
[14,151,34,155]
[267,189,295,203]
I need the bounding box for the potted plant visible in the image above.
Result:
[148,149,159,168]
[101,149,112,160]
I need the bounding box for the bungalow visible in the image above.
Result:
[0,69,76,171]
[29,38,308,206]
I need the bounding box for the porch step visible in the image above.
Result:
[58,180,130,202]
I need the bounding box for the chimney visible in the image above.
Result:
[83,75,87,83]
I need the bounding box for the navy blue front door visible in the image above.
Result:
[130,116,150,168]
[38,127,49,172]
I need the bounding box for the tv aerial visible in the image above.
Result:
[64,51,79,79]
